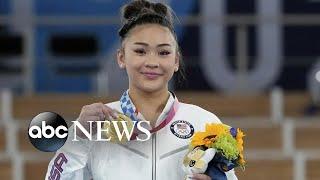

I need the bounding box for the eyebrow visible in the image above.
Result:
[133,42,172,47]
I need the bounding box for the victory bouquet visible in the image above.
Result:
[182,123,245,180]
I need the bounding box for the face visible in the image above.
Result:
[117,24,179,93]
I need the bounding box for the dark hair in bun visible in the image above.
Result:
[119,0,174,38]
[119,0,186,83]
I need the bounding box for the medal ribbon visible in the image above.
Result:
[119,90,179,138]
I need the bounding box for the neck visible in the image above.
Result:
[127,87,170,127]
[128,87,170,114]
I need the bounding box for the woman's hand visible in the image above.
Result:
[77,102,118,138]
[191,173,211,180]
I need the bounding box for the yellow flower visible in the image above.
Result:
[236,128,245,166]
[191,131,217,148]
[191,132,210,148]
[191,123,229,148]
[239,153,245,165]
[205,123,229,136]
[236,128,245,151]
[203,136,216,148]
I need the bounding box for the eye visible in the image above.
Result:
[134,49,146,55]
[159,50,171,56]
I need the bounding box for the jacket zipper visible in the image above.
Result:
[152,134,157,180]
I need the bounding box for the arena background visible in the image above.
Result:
[0,0,320,179]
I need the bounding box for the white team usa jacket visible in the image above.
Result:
[45,93,238,180]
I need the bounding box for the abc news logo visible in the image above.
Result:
[28,112,151,152]
[28,112,68,152]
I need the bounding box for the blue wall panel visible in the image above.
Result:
[0,0,10,14]
[34,25,118,93]
[34,0,126,16]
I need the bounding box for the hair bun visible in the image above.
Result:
[121,0,172,22]
[153,3,168,16]
[122,0,151,21]
[119,0,175,38]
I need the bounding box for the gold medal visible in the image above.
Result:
[102,112,135,143]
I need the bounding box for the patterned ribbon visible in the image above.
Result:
[119,90,179,138]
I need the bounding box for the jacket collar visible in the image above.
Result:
[119,89,176,127]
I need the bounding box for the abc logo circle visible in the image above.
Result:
[28,112,68,152]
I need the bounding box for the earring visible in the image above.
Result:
[174,67,178,72]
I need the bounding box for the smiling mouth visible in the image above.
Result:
[141,72,163,79]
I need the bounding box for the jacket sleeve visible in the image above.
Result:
[45,124,92,180]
